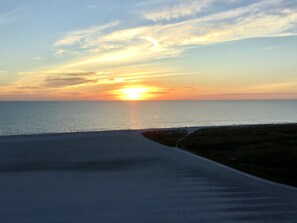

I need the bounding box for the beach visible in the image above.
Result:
[0,129,297,222]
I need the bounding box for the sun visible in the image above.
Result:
[111,86,161,101]
[120,87,147,100]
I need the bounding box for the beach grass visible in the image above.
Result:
[143,124,297,187]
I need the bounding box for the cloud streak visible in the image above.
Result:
[55,21,121,47]
[140,0,214,21]
[18,69,189,88]
[0,8,24,25]
[43,72,98,88]
[52,0,297,70]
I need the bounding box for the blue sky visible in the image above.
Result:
[0,0,297,100]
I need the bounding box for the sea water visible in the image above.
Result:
[0,100,296,136]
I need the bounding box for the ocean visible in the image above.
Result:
[0,100,296,136]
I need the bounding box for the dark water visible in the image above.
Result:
[0,100,296,136]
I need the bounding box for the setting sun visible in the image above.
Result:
[111,86,162,100]
[121,88,146,100]
[120,87,148,100]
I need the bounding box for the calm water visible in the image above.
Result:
[0,100,297,136]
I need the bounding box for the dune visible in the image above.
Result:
[0,130,296,222]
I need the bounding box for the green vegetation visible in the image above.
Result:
[143,124,297,187]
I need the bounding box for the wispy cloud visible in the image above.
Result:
[54,49,65,56]
[54,21,121,47]
[0,8,24,25]
[34,57,43,61]
[17,68,190,89]
[52,0,297,70]
[254,46,278,52]
[43,72,99,88]
[140,0,214,21]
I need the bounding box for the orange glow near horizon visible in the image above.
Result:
[117,87,149,100]
[110,85,164,100]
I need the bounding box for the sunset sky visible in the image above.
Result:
[0,0,297,100]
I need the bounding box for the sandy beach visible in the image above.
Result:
[0,130,297,222]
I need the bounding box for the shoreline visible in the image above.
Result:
[1,122,297,139]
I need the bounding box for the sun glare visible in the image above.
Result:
[112,86,162,100]
[120,87,147,100]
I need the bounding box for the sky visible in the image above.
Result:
[0,0,297,100]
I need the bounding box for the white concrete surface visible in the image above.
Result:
[0,130,296,222]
